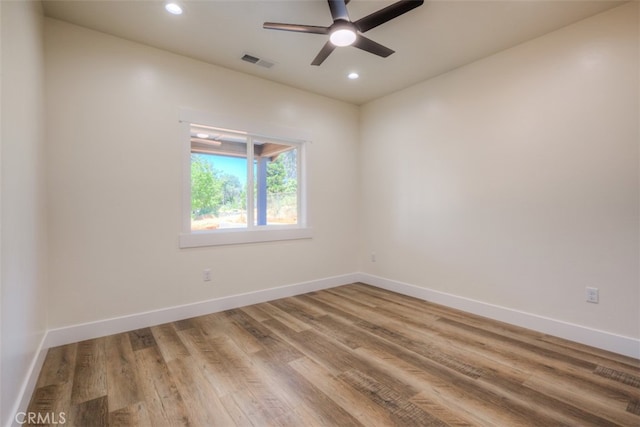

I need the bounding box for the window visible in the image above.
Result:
[179,112,311,247]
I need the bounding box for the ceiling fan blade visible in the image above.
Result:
[311,41,337,66]
[354,0,424,33]
[352,35,395,58]
[327,0,350,22]
[263,22,329,35]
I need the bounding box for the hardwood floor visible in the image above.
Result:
[27,283,640,426]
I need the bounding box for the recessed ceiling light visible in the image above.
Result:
[165,2,183,15]
[196,133,209,139]
[348,72,359,80]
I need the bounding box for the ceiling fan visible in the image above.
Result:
[263,0,424,66]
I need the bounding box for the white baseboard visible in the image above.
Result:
[44,273,359,349]
[358,273,640,359]
[5,334,48,427]
[41,271,640,357]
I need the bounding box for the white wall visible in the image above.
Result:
[2,3,637,418]
[360,3,639,340]
[44,19,360,328]
[1,1,47,424]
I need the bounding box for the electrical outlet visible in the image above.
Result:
[203,269,212,282]
[586,287,599,304]
[371,252,376,262]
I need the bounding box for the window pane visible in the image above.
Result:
[253,140,298,226]
[186,121,303,237]
[190,125,248,231]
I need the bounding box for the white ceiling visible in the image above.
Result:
[42,0,625,105]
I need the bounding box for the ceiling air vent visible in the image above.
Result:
[241,53,275,69]
[241,53,259,64]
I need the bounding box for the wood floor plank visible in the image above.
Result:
[355,329,570,426]
[27,344,76,425]
[541,333,640,370]
[350,283,637,375]
[289,356,398,426]
[288,294,330,317]
[70,338,107,405]
[173,317,198,331]
[330,296,624,422]
[595,365,640,388]
[35,344,77,388]
[221,391,273,427]
[263,316,434,411]
[478,370,617,426]
[326,285,572,390]
[349,301,623,425]
[427,316,640,408]
[206,332,294,422]
[150,323,190,362]
[133,346,191,426]
[223,319,264,354]
[263,318,364,375]
[69,395,108,427]
[312,288,385,321]
[259,301,313,332]
[353,316,487,379]
[128,327,157,351]
[26,383,73,426]
[341,283,443,322]
[409,393,476,427]
[178,321,293,425]
[270,407,315,426]
[249,349,364,426]
[296,312,367,350]
[225,308,304,363]
[381,315,530,382]
[105,333,142,412]
[176,327,245,397]
[349,283,552,344]
[627,400,640,416]
[108,402,152,427]
[191,312,231,338]
[238,304,272,322]
[355,345,516,427]
[297,292,366,324]
[27,283,640,426]
[339,368,448,426]
[218,394,256,426]
[523,372,640,426]
[439,316,597,370]
[166,356,237,426]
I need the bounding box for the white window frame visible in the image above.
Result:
[179,109,312,248]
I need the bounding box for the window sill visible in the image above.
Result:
[179,227,313,248]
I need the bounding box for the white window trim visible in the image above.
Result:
[178,108,312,248]
[180,227,313,248]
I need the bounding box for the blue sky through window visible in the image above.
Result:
[204,154,247,185]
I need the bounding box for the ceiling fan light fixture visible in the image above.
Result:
[164,2,183,15]
[330,28,356,47]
